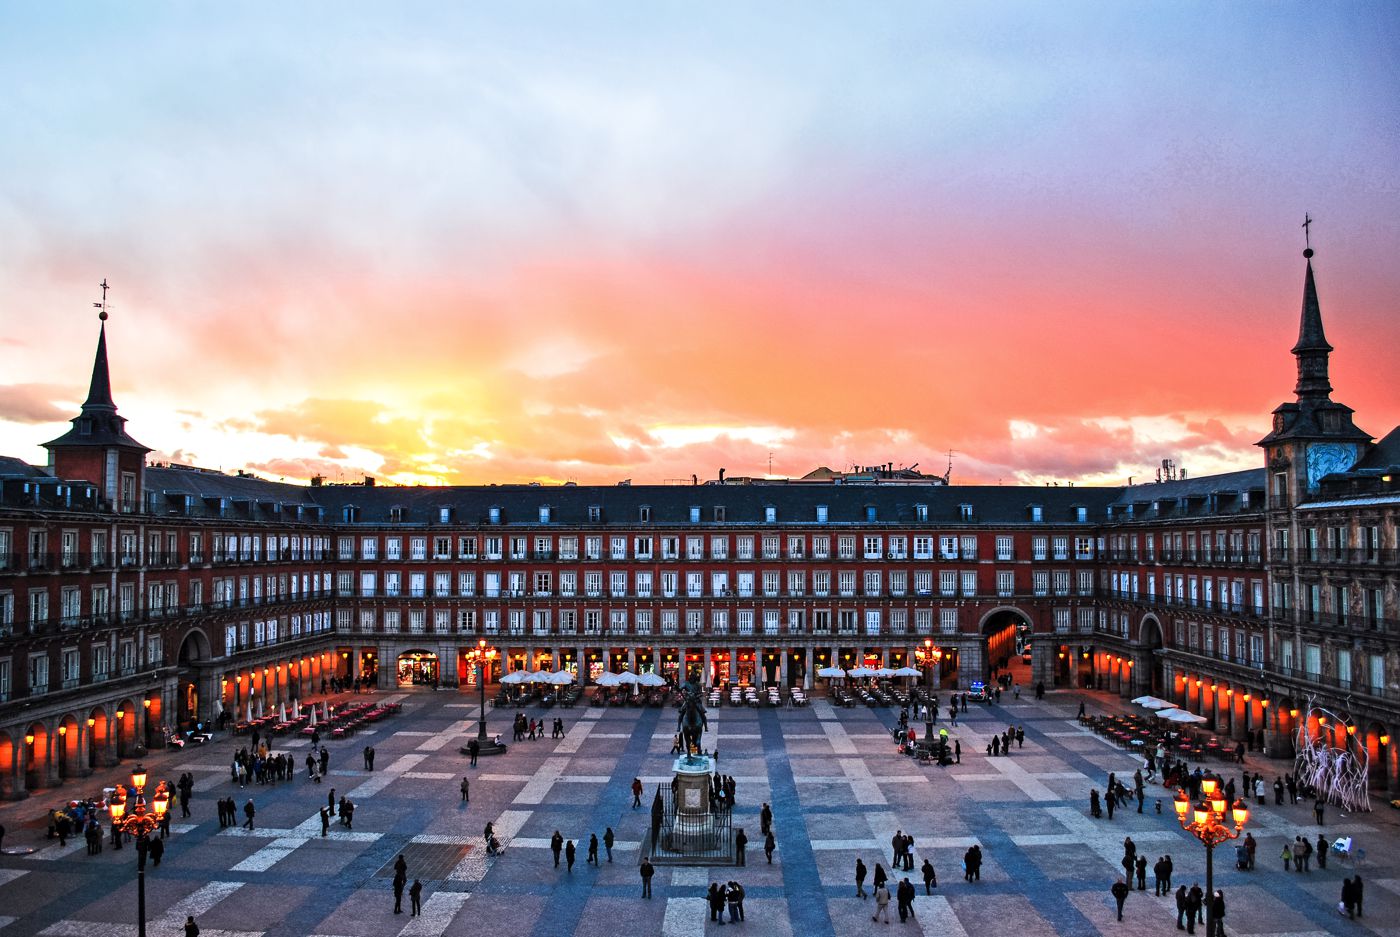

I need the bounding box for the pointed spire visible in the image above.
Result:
[82,320,117,411]
[1292,245,1333,399]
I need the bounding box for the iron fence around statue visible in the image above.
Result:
[644,784,735,865]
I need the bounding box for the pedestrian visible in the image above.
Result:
[872,881,892,923]
[148,836,164,866]
[1135,855,1147,890]
[1355,874,1364,917]
[708,883,727,924]
[1153,857,1166,895]
[631,776,644,808]
[1209,889,1225,937]
[1244,833,1256,870]
[1188,883,1204,932]
[1111,878,1130,921]
[320,807,330,837]
[468,738,479,767]
[640,857,655,898]
[328,788,336,816]
[1341,877,1356,919]
[364,746,372,770]
[1316,833,1327,869]
[392,875,405,914]
[1314,798,1325,825]
[242,799,255,830]
[954,739,961,764]
[921,858,936,893]
[765,830,776,863]
[604,827,615,862]
[727,880,743,923]
[760,802,772,837]
[565,839,576,872]
[184,916,200,937]
[1281,841,1292,871]
[1175,884,1189,931]
[551,830,563,867]
[588,833,599,865]
[409,879,422,917]
[461,777,469,802]
[896,877,915,922]
[735,827,747,866]
[856,857,868,898]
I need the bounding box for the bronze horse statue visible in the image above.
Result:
[677,672,709,764]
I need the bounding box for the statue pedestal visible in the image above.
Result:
[661,755,722,854]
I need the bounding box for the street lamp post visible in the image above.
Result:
[462,639,507,756]
[108,765,170,937]
[1173,774,1249,937]
[919,640,943,744]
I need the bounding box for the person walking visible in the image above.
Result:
[1314,798,1325,825]
[921,858,937,893]
[468,738,479,767]
[1280,841,1292,871]
[632,777,643,808]
[640,857,655,898]
[565,839,576,872]
[760,803,772,837]
[320,807,330,837]
[897,878,916,923]
[587,833,599,865]
[735,828,748,866]
[872,881,892,923]
[364,746,372,770]
[604,827,615,862]
[184,916,200,937]
[409,879,422,917]
[461,778,469,803]
[856,857,868,898]
[1111,878,1130,921]
[764,830,775,864]
[242,799,255,830]
[1316,834,1328,869]
[1354,874,1364,917]
[551,831,563,867]
[328,788,336,816]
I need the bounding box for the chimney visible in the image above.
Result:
[364,475,376,487]
[692,474,698,486]
[310,475,324,487]
[718,467,726,485]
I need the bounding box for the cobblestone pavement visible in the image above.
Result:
[2,686,1397,936]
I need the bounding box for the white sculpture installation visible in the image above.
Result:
[1293,696,1371,814]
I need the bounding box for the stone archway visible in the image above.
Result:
[88,706,110,770]
[56,714,82,781]
[977,607,1031,682]
[24,722,50,789]
[0,730,15,799]
[178,628,213,728]
[1138,615,1165,697]
[114,699,138,759]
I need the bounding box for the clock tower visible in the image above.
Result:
[1256,244,1372,510]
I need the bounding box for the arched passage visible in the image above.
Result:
[88,706,109,770]
[0,730,15,799]
[24,722,50,789]
[1138,616,1165,697]
[178,628,212,728]
[56,714,81,780]
[978,607,1030,682]
[114,699,138,759]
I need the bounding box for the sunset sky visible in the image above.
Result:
[1,3,1397,489]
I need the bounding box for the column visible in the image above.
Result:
[780,650,789,688]
[804,647,813,690]
[703,647,712,688]
[628,648,637,673]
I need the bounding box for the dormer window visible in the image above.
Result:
[915,503,928,522]
[865,505,877,522]
[1029,505,1043,522]
[816,504,829,524]
[764,505,777,523]
[714,506,726,522]
[389,506,406,523]
[439,507,453,524]
[1076,506,1087,522]
[588,505,602,523]
[690,506,701,523]
[539,505,552,524]
[639,506,651,523]
[342,505,359,523]
[958,503,973,521]
[79,418,93,435]
[489,506,502,524]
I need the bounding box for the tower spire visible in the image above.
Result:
[1291,229,1333,400]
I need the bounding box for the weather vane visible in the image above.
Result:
[94,278,111,321]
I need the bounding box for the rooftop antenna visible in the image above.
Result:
[768,451,773,476]
[93,278,111,321]
[945,449,956,483]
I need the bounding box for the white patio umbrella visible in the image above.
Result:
[1153,708,1184,719]
[595,672,623,687]
[891,667,923,678]
[638,672,667,687]
[548,670,577,686]
[614,671,641,685]
[278,702,288,723]
[308,707,317,727]
[526,671,553,684]
[1133,695,1173,709]
[874,667,896,678]
[816,666,847,679]
[1166,709,1208,724]
[499,670,530,685]
[246,700,254,722]
[292,700,301,718]
[848,666,876,678]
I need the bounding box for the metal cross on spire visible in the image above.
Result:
[94,278,111,321]
[1302,213,1313,249]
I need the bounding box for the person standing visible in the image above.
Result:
[550,831,563,867]
[565,839,576,872]
[242,799,255,830]
[954,740,961,764]
[1111,878,1130,922]
[1135,855,1147,890]
[640,857,655,898]
[1314,798,1325,825]
[897,878,916,923]
[921,858,936,894]
[727,880,743,923]
[392,874,405,914]
[184,916,200,937]
[764,830,776,864]
[708,883,727,924]
[760,802,772,837]
[461,778,469,803]
[1354,874,1364,917]
[1187,883,1204,933]
[1209,889,1225,937]
[1175,884,1189,931]
[1316,834,1328,869]
[604,827,615,862]
[320,807,330,837]
[328,788,336,816]
[735,828,748,866]
[409,879,422,917]
[856,857,868,898]
[364,746,372,770]
[872,881,892,923]
[468,738,479,767]
[587,833,599,865]
[1341,877,1356,919]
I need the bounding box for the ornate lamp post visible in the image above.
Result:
[917,641,943,743]
[464,639,507,756]
[1172,774,1249,937]
[108,765,170,937]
